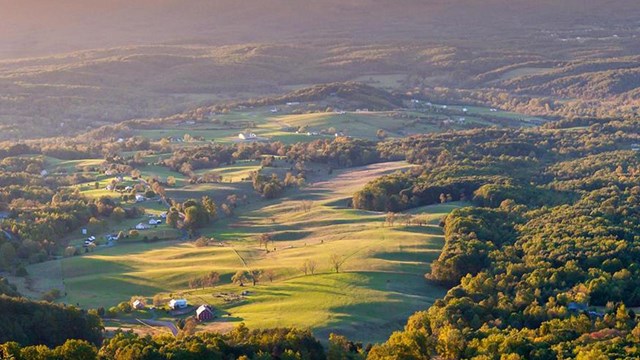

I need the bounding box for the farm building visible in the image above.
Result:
[196,305,215,322]
[135,223,150,230]
[105,234,118,241]
[132,299,145,310]
[148,219,162,225]
[238,133,257,140]
[135,194,146,202]
[83,236,96,246]
[169,299,188,310]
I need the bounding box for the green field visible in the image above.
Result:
[22,161,462,343]
[122,103,540,147]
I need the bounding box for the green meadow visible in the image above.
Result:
[24,161,464,342]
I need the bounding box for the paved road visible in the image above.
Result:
[104,317,179,336]
[138,319,179,336]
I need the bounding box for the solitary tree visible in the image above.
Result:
[202,196,218,219]
[300,200,314,213]
[329,254,346,273]
[264,269,276,282]
[385,212,396,227]
[111,207,126,222]
[152,294,165,307]
[259,233,273,251]
[221,203,234,217]
[248,269,263,286]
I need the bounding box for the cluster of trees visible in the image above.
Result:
[365,118,640,358]
[165,197,218,236]
[162,137,383,179]
[358,122,640,212]
[232,269,264,286]
[0,295,102,348]
[251,171,304,199]
[2,326,325,360]
[0,190,146,270]
[0,141,100,161]
[189,271,220,290]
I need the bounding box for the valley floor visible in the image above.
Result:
[18,161,461,343]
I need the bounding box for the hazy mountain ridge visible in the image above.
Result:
[1,0,640,139]
[2,0,639,59]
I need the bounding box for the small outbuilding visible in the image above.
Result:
[132,299,145,310]
[196,305,215,322]
[169,299,188,310]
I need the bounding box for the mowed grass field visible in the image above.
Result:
[25,161,464,343]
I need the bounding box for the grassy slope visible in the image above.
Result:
[125,105,537,146]
[24,161,463,342]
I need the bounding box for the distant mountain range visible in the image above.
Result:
[1,0,639,140]
[2,0,639,59]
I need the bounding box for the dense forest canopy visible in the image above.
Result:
[356,118,640,359]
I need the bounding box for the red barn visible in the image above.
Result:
[196,305,214,322]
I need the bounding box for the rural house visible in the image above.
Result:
[135,223,150,230]
[238,133,257,140]
[132,299,145,310]
[196,305,215,322]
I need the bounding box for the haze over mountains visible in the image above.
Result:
[3,0,640,59]
[1,0,640,140]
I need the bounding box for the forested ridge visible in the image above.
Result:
[358,118,640,359]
